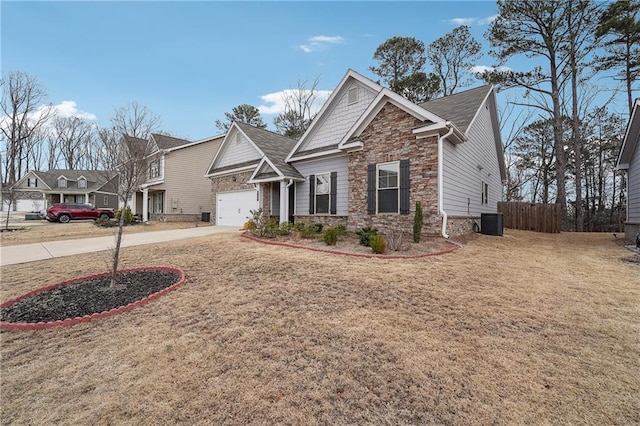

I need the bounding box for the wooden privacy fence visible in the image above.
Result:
[497,202,561,233]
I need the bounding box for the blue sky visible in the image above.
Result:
[4,1,505,141]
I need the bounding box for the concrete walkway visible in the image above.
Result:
[0,226,241,266]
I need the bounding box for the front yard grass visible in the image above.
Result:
[1,230,638,424]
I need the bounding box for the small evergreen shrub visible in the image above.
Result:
[277,221,294,235]
[322,227,339,246]
[115,207,135,225]
[356,226,378,246]
[243,220,256,231]
[313,223,324,233]
[369,234,387,254]
[247,208,269,237]
[294,222,316,238]
[334,224,347,236]
[413,201,423,243]
[264,218,279,238]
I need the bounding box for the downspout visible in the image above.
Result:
[438,123,455,239]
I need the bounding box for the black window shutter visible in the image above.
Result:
[330,171,337,215]
[308,174,315,214]
[367,164,376,214]
[400,159,410,215]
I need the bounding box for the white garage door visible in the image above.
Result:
[217,190,259,226]
[15,199,45,212]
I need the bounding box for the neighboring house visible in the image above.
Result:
[616,99,640,241]
[206,69,506,236]
[204,121,301,226]
[7,169,118,212]
[129,133,224,222]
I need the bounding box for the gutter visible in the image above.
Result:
[438,123,455,239]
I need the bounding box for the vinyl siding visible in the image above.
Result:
[442,101,503,216]
[216,128,261,168]
[293,155,349,215]
[152,139,222,216]
[628,132,640,222]
[301,82,377,152]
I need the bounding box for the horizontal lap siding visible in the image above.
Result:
[162,140,222,216]
[293,156,349,215]
[443,102,503,216]
[216,129,261,168]
[628,134,640,223]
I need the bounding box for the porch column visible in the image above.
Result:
[279,180,288,224]
[142,188,149,222]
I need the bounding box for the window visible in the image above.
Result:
[482,181,489,204]
[367,160,410,215]
[348,86,359,104]
[27,178,37,188]
[152,192,164,213]
[149,159,160,179]
[103,195,109,205]
[78,178,87,189]
[377,162,399,213]
[58,177,67,188]
[308,172,337,215]
[315,173,331,214]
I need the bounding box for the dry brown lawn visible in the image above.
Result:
[1,230,638,425]
[0,220,203,247]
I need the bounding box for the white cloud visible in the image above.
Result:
[299,35,344,53]
[470,65,512,75]
[258,89,332,115]
[0,100,97,133]
[446,15,497,26]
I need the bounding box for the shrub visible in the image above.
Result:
[277,221,294,235]
[313,223,324,233]
[413,201,423,243]
[322,227,339,246]
[386,229,404,251]
[334,224,347,236]
[264,218,279,238]
[369,234,387,254]
[243,221,256,231]
[356,226,378,246]
[115,207,135,225]
[247,208,270,237]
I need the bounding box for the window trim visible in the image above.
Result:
[314,173,331,214]
[149,158,161,179]
[78,178,87,189]
[376,161,400,214]
[27,177,37,188]
[103,195,109,205]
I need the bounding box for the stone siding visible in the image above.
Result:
[447,215,481,236]
[293,215,348,229]
[149,213,201,222]
[348,103,441,235]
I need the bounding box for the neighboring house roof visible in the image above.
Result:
[420,85,493,134]
[151,133,191,150]
[12,169,118,193]
[617,99,640,170]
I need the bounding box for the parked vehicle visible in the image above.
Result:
[45,203,114,223]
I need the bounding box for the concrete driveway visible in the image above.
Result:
[0,225,241,266]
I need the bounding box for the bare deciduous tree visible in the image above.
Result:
[52,115,95,169]
[0,71,51,185]
[273,77,323,139]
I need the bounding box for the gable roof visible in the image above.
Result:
[617,99,640,170]
[286,69,383,161]
[420,85,493,134]
[206,121,302,179]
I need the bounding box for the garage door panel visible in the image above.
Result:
[15,199,45,212]
[217,190,259,226]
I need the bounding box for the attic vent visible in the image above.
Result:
[235,133,242,144]
[348,86,358,104]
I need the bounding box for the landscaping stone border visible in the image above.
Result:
[241,232,461,259]
[0,266,186,331]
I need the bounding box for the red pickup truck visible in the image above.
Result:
[46,203,115,223]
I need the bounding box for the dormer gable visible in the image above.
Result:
[77,176,88,189]
[57,175,68,188]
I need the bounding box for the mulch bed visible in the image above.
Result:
[1,267,184,329]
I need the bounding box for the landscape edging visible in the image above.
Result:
[0,266,186,331]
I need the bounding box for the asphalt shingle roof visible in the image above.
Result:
[419,85,492,133]
[152,133,191,150]
[33,169,116,192]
